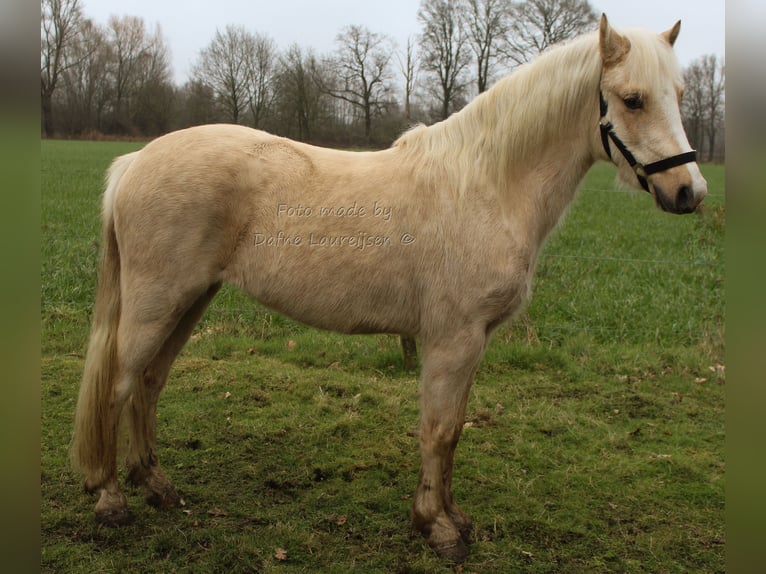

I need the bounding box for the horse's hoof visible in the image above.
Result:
[145,485,181,509]
[431,538,469,563]
[95,507,133,527]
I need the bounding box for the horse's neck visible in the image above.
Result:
[442,35,600,179]
[503,147,595,250]
[397,36,601,251]
[473,40,601,246]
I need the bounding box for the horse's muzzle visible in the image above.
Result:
[652,180,707,214]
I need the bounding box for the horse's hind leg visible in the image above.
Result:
[412,327,487,562]
[125,283,221,508]
[90,313,180,525]
[91,283,217,525]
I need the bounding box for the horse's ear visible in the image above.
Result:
[599,14,631,67]
[661,20,682,47]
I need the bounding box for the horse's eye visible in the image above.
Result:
[623,94,644,110]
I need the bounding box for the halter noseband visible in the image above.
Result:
[598,91,697,193]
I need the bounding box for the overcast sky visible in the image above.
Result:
[82,0,726,85]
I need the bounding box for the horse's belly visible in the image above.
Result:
[223,236,420,336]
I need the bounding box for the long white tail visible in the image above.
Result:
[71,153,137,488]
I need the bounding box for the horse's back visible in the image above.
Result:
[107,124,424,335]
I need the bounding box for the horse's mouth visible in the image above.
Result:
[651,184,675,212]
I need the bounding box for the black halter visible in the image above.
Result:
[598,91,697,193]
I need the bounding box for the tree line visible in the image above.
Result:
[41,0,724,159]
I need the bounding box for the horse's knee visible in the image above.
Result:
[420,421,461,453]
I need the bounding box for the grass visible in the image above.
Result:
[41,139,724,572]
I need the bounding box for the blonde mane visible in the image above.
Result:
[393,27,680,196]
[394,33,600,191]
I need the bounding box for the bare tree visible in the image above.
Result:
[41,0,84,135]
[49,12,172,136]
[107,15,145,129]
[502,0,598,66]
[274,44,324,141]
[193,25,254,124]
[176,80,221,128]
[105,16,172,134]
[418,0,473,120]
[683,55,725,161]
[463,0,510,93]
[245,34,278,129]
[324,25,396,143]
[58,18,111,134]
[132,25,174,135]
[193,27,277,128]
[682,63,705,158]
[397,36,420,121]
[702,55,725,162]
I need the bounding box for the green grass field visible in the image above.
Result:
[41,140,724,573]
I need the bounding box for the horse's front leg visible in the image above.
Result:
[412,328,486,562]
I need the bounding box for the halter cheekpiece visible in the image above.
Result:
[598,90,697,193]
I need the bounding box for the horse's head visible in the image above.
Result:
[598,14,707,214]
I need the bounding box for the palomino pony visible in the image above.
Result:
[72,15,706,561]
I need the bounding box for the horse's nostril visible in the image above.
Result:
[677,185,693,212]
